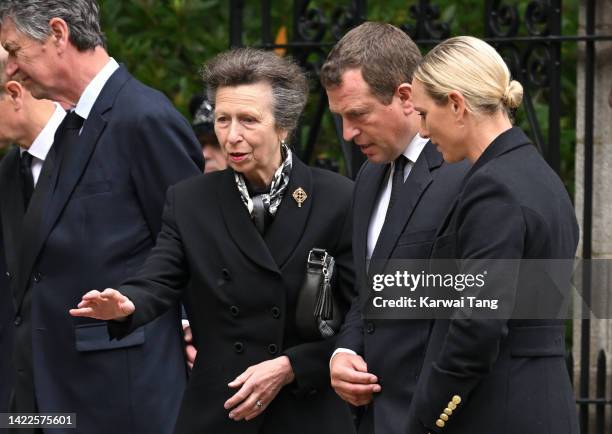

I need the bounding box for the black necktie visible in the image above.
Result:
[20,151,34,209]
[62,110,84,133]
[387,155,407,211]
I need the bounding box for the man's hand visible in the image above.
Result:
[182,321,197,370]
[330,352,381,406]
[224,356,294,422]
[69,288,135,320]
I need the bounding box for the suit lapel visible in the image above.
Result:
[0,148,25,283]
[16,67,131,310]
[264,158,313,269]
[369,142,441,270]
[39,110,106,243]
[218,169,280,274]
[353,162,388,272]
[15,140,63,309]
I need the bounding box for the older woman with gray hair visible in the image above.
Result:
[71,48,357,434]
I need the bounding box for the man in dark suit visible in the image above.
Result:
[0,47,15,412]
[0,45,65,413]
[0,1,202,432]
[320,23,468,434]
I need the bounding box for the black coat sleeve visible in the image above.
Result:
[411,170,526,432]
[108,186,188,338]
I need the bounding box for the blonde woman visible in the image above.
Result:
[408,37,579,434]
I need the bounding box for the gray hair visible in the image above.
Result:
[0,0,105,51]
[202,48,309,136]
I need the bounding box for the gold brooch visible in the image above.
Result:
[292,187,307,208]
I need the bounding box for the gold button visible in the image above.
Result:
[447,401,457,411]
[443,408,453,416]
[436,419,446,428]
[440,413,449,421]
[452,395,462,405]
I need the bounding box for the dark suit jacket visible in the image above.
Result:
[0,213,13,412]
[336,142,469,434]
[0,66,203,434]
[110,158,357,434]
[406,127,579,434]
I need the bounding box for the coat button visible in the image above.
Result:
[234,342,244,353]
[271,306,280,318]
[33,272,42,283]
[222,268,231,280]
[267,344,278,355]
[230,306,240,317]
[5,271,10,278]
[14,316,22,326]
[365,322,375,334]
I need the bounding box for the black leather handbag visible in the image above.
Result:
[295,248,342,340]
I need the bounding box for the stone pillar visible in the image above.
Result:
[574,0,612,432]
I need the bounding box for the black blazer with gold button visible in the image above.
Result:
[406,127,579,434]
[110,157,357,434]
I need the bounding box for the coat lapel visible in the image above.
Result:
[353,162,388,272]
[0,148,25,283]
[264,157,313,269]
[369,142,441,271]
[14,139,63,309]
[39,110,106,242]
[16,67,130,310]
[218,169,280,274]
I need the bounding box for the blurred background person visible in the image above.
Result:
[71,47,357,434]
[0,44,66,414]
[406,36,579,434]
[189,93,227,173]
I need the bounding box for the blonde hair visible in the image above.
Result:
[413,36,523,115]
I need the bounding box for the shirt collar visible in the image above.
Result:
[20,102,66,161]
[73,58,120,120]
[402,134,428,163]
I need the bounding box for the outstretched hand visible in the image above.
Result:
[69,288,135,320]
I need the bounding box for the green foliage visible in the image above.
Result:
[97,0,578,183]
[99,0,228,116]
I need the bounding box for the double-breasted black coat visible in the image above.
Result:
[110,157,357,434]
[406,127,579,434]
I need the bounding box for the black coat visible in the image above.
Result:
[406,127,579,434]
[336,142,469,434]
[0,213,13,411]
[110,158,357,434]
[0,66,203,434]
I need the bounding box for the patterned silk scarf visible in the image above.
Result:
[234,143,293,218]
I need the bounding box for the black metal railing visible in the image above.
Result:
[228,2,612,432]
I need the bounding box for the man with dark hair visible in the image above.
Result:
[0,1,202,433]
[321,22,468,434]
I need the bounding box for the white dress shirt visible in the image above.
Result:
[74,57,119,123]
[20,102,66,186]
[331,134,428,362]
[366,134,429,259]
